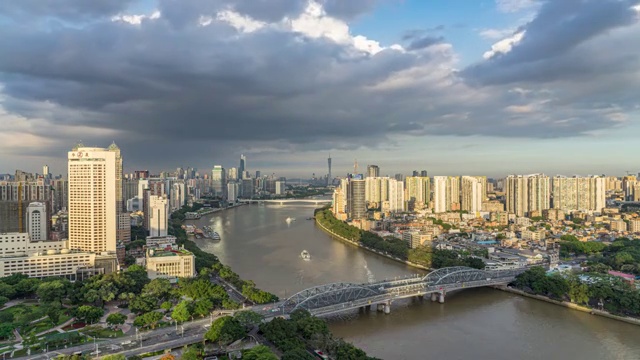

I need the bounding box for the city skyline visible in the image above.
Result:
[1,1,639,175]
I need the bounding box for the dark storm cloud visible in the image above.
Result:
[0,0,135,20]
[407,35,444,50]
[320,0,378,20]
[158,0,307,26]
[0,0,639,171]
[463,0,640,85]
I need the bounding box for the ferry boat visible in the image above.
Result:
[301,250,311,261]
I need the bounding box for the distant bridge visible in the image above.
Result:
[237,199,332,206]
[256,267,525,317]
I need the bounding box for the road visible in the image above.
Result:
[16,317,215,360]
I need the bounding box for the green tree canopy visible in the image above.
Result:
[204,316,246,345]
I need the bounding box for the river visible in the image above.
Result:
[187,204,640,360]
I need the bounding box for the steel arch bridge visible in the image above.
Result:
[275,266,524,316]
[423,266,493,285]
[281,282,382,313]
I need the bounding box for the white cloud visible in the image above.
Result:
[111,10,160,25]
[216,10,266,32]
[479,28,515,40]
[496,0,537,13]
[483,31,525,59]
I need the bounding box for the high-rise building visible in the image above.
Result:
[405,176,430,210]
[506,174,550,217]
[42,165,50,179]
[51,178,68,212]
[255,171,261,179]
[227,167,238,181]
[365,177,389,209]
[347,175,366,219]
[367,165,380,178]
[27,202,47,241]
[327,155,332,186]
[241,178,254,198]
[551,176,605,212]
[388,179,405,213]
[420,170,428,177]
[394,173,404,182]
[171,181,186,210]
[433,176,459,213]
[275,180,286,195]
[227,182,239,202]
[622,176,637,201]
[211,165,226,198]
[239,154,246,175]
[1,178,52,233]
[68,143,122,253]
[117,212,131,243]
[461,176,483,213]
[148,195,169,237]
[123,179,139,205]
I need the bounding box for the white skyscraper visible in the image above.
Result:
[506,174,550,217]
[461,176,483,213]
[388,179,405,213]
[552,175,606,213]
[148,195,169,237]
[227,182,239,202]
[171,181,186,211]
[68,143,121,253]
[27,202,47,241]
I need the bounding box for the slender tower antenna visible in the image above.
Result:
[354,159,358,174]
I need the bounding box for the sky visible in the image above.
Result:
[0,0,639,178]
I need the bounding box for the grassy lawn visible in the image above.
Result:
[17,311,73,337]
[81,325,124,339]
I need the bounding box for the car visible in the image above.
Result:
[314,350,329,359]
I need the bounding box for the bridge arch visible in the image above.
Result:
[282,282,381,313]
[423,266,491,285]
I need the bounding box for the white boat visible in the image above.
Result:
[285,217,296,224]
[211,232,221,241]
[301,250,311,261]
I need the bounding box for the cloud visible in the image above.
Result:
[407,35,444,51]
[482,31,525,59]
[0,0,638,174]
[320,0,378,20]
[495,0,538,13]
[0,0,136,21]
[478,28,516,40]
[465,0,640,85]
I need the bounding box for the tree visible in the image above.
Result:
[234,311,264,329]
[130,295,156,314]
[172,300,193,323]
[37,280,69,303]
[161,301,173,311]
[125,265,150,293]
[45,304,61,325]
[134,311,163,329]
[204,316,246,345]
[159,354,175,360]
[106,313,127,329]
[101,355,126,360]
[243,345,278,360]
[142,278,173,300]
[282,348,315,360]
[15,278,41,297]
[181,345,203,360]
[0,323,13,340]
[0,283,16,299]
[75,305,104,324]
[193,298,213,317]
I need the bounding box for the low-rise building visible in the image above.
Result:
[522,229,546,241]
[146,245,195,282]
[0,232,97,280]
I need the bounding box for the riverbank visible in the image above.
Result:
[314,215,430,271]
[494,286,640,326]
